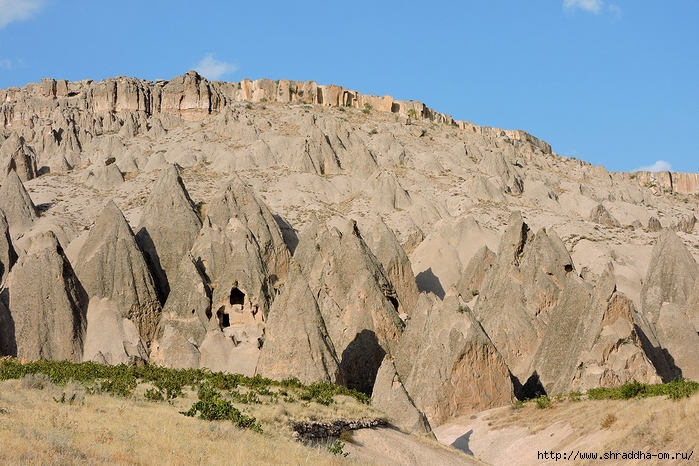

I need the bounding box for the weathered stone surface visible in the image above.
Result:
[206,176,290,285]
[256,266,341,384]
[293,218,404,395]
[136,164,202,301]
[654,303,699,381]
[7,231,87,361]
[641,229,699,323]
[0,133,37,182]
[360,216,419,315]
[590,204,620,228]
[79,162,124,190]
[399,292,513,426]
[474,212,575,394]
[371,356,431,434]
[455,245,496,300]
[75,201,161,344]
[0,169,38,238]
[0,211,17,284]
[647,216,663,232]
[82,297,149,365]
[149,255,212,369]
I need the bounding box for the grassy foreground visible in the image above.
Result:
[0,358,381,465]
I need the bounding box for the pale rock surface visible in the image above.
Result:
[0,169,38,238]
[589,204,621,228]
[79,162,124,190]
[149,255,212,369]
[7,231,87,361]
[0,211,17,284]
[256,266,342,384]
[399,292,513,426]
[0,133,38,182]
[82,297,149,365]
[136,164,202,301]
[371,356,432,435]
[74,201,161,344]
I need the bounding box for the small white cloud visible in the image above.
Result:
[193,54,238,80]
[633,160,673,173]
[0,0,46,29]
[609,4,622,17]
[0,58,12,69]
[564,0,604,14]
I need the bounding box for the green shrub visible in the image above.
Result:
[535,395,552,409]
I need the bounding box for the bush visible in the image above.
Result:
[182,384,262,433]
[535,395,552,409]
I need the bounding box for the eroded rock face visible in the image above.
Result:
[74,201,161,344]
[256,266,341,384]
[0,134,38,182]
[399,293,513,427]
[136,164,202,301]
[0,211,17,284]
[7,231,87,361]
[293,218,404,395]
[0,169,38,238]
[371,356,431,435]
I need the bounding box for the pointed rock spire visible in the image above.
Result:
[0,169,38,238]
[136,164,202,301]
[7,231,87,361]
[75,201,162,344]
[256,266,342,384]
[0,211,17,284]
[0,133,38,182]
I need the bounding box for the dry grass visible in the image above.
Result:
[0,379,368,466]
[484,392,699,460]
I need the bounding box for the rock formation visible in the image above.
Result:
[0,169,38,238]
[136,164,202,301]
[74,201,161,344]
[0,211,17,284]
[6,231,87,361]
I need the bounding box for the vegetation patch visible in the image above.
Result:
[587,378,699,401]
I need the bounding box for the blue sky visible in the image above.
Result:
[1,0,697,173]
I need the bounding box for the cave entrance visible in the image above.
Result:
[230,287,245,306]
[217,306,230,329]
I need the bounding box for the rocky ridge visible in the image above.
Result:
[1,72,699,434]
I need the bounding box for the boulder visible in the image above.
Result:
[74,201,162,344]
[7,231,87,361]
[590,204,620,228]
[647,216,662,232]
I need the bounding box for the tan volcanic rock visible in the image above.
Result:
[293,218,405,394]
[206,176,290,285]
[399,292,513,426]
[149,255,212,369]
[371,356,432,435]
[0,169,38,238]
[0,211,17,284]
[74,201,161,344]
[590,204,621,228]
[7,231,87,361]
[136,164,203,301]
[0,133,37,182]
[256,266,342,384]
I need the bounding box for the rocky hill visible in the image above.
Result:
[1,71,699,433]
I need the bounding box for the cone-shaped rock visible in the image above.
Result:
[256,266,342,384]
[0,169,38,238]
[474,212,575,392]
[75,201,162,344]
[0,211,17,284]
[398,293,513,426]
[359,216,419,315]
[371,356,432,435]
[150,255,212,369]
[455,245,496,299]
[641,229,699,323]
[136,164,202,301]
[293,218,404,395]
[80,162,124,190]
[7,231,87,361]
[207,176,290,284]
[1,133,38,182]
[571,291,661,390]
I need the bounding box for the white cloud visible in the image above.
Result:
[633,160,673,173]
[0,0,46,29]
[194,54,238,80]
[563,0,604,14]
[0,58,12,69]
